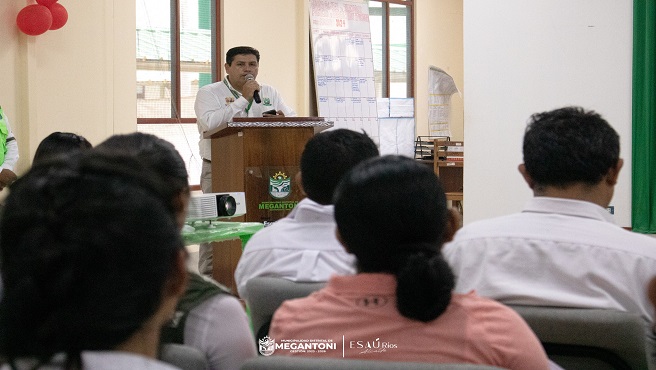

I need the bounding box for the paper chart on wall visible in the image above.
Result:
[310,0,379,143]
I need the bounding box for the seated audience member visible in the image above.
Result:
[0,105,19,192]
[234,129,379,302]
[96,133,190,228]
[443,106,656,325]
[0,152,187,369]
[648,277,656,328]
[96,132,256,370]
[32,132,92,164]
[0,131,92,303]
[269,155,549,369]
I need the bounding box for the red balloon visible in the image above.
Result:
[36,0,59,6]
[16,5,53,36]
[48,3,68,30]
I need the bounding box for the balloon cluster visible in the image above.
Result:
[16,0,68,36]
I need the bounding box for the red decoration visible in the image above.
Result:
[16,4,53,36]
[36,0,59,6]
[48,3,68,30]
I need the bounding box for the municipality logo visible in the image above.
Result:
[259,336,276,356]
[269,171,291,199]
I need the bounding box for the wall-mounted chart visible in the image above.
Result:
[309,0,379,143]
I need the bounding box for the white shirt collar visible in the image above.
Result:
[287,198,334,223]
[522,197,615,223]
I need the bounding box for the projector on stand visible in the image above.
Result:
[185,192,246,222]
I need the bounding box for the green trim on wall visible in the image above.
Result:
[631,0,656,232]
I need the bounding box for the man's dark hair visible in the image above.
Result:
[226,46,260,65]
[300,129,378,205]
[33,132,92,164]
[523,106,620,187]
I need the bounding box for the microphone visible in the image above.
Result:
[245,74,261,104]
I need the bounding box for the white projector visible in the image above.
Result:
[185,192,246,222]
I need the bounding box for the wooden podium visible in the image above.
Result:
[203,117,333,292]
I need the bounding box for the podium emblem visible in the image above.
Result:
[269,171,291,199]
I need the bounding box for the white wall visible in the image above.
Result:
[415,0,463,140]
[463,0,633,226]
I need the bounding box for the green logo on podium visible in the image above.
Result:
[269,171,291,199]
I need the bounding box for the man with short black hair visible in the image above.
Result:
[443,106,656,325]
[235,129,379,302]
[195,46,296,275]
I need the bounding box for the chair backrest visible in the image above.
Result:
[159,343,209,370]
[246,277,326,340]
[508,305,651,370]
[240,356,507,370]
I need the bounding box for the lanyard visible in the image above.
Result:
[223,77,253,113]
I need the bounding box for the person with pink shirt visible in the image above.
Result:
[269,155,549,370]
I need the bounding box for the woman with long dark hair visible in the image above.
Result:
[0,152,188,369]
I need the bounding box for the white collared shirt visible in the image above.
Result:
[234,198,356,302]
[194,78,296,160]
[184,294,257,370]
[443,197,656,323]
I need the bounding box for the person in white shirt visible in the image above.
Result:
[0,151,188,369]
[443,106,656,326]
[194,46,296,275]
[234,129,379,304]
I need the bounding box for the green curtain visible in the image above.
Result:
[632,0,656,232]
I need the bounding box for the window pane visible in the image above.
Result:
[137,0,173,118]
[180,0,213,118]
[390,3,409,98]
[137,124,202,186]
[369,1,385,97]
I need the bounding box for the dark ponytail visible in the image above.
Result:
[334,155,455,322]
[396,244,455,322]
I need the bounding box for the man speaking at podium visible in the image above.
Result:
[194,46,297,275]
